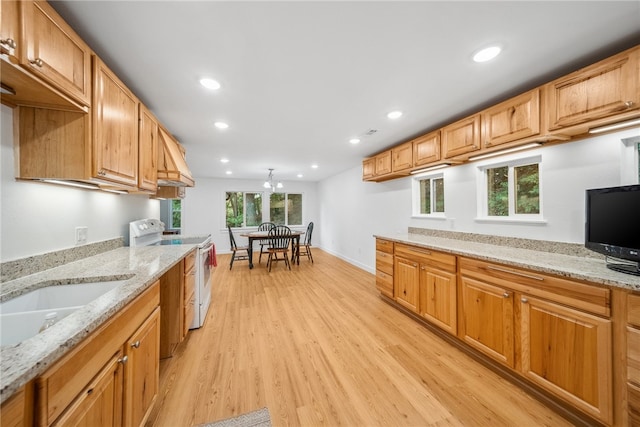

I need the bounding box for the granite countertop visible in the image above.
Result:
[375,233,640,291]
[0,244,196,404]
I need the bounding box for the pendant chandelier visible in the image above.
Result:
[263,168,283,192]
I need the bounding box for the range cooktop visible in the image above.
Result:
[159,237,209,245]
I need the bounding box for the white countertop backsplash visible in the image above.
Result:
[0,244,196,404]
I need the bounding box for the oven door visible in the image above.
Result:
[192,243,213,329]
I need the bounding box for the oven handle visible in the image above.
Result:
[201,244,214,257]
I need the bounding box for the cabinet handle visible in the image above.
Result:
[30,58,44,67]
[1,38,16,49]
[485,265,544,281]
[412,263,417,267]
[118,355,128,364]
[420,266,425,270]
[624,101,634,109]
[503,292,510,298]
[131,340,140,348]
[521,297,529,303]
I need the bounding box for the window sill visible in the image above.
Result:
[474,217,547,225]
[411,215,447,220]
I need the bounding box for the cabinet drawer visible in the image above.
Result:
[183,293,195,337]
[184,251,196,275]
[395,243,456,273]
[184,270,195,304]
[376,270,393,297]
[459,257,610,317]
[376,239,393,254]
[376,251,393,275]
[629,326,640,386]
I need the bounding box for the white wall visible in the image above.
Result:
[317,127,640,274]
[1,105,159,262]
[181,176,319,254]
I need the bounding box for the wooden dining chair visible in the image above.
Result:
[266,225,292,272]
[228,226,250,269]
[298,222,314,263]
[257,222,275,264]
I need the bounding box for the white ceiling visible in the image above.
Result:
[49,1,640,183]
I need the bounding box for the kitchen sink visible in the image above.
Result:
[0,280,126,347]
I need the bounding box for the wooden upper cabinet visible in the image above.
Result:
[391,141,413,172]
[362,157,375,181]
[442,114,481,159]
[481,89,541,149]
[20,0,92,107]
[375,151,392,176]
[138,104,159,193]
[93,56,139,188]
[0,1,19,60]
[546,46,639,131]
[413,131,441,167]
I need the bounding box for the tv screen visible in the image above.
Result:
[585,184,640,276]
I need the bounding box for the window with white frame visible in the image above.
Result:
[269,193,303,226]
[478,155,542,220]
[225,191,263,227]
[412,173,445,216]
[169,199,182,229]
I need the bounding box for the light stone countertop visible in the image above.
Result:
[0,244,196,404]
[375,233,640,291]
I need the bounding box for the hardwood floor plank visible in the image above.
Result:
[146,250,573,427]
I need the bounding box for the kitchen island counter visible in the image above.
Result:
[0,244,196,404]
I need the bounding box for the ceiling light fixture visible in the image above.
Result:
[214,122,229,129]
[200,78,221,90]
[311,164,318,169]
[588,119,640,134]
[473,46,502,63]
[226,170,232,175]
[349,138,360,144]
[263,168,283,192]
[220,158,229,163]
[297,173,303,178]
[468,142,542,161]
[387,111,403,119]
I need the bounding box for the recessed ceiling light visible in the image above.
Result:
[297,173,303,178]
[200,78,221,90]
[387,111,403,119]
[349,138,360,144]
[214,122,229,129]
[311,164,318,169]
[220,158,229,163]
[225,170,232,175]
[473,46,501,63]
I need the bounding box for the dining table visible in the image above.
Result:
[239,230,304,269]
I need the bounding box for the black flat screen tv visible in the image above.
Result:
[585,184,640,276]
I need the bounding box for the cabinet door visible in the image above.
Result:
[362,158,375,180]
[124,308,160,427]
[0,1,19,60]
[441,114,481,158]
[419,266,457,335]
[21,0,92,106]
[93,56,139,188]
[460,276,514,367]
[394,256,419,312]
[412,131,441,167]
[375,151,392,176]
[481,89,541,148]
[520,295,612,424]
[53,351,124,427]
[138,104,159,192]
[547,47,639,130]
[391,141,413,172]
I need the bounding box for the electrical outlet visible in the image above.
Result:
[75,226,88,245]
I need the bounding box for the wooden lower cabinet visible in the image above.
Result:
[459,276,514,367]
[183,253,196,338]
[521,295,612,424]
[35,281,160,427]
[0,382,34,427]
[394,256,419,312]
[419,265,456,335]
[375,239,394,298]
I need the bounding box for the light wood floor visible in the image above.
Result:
[146,249,573,427]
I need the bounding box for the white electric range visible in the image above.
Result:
[129,219,214,329]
